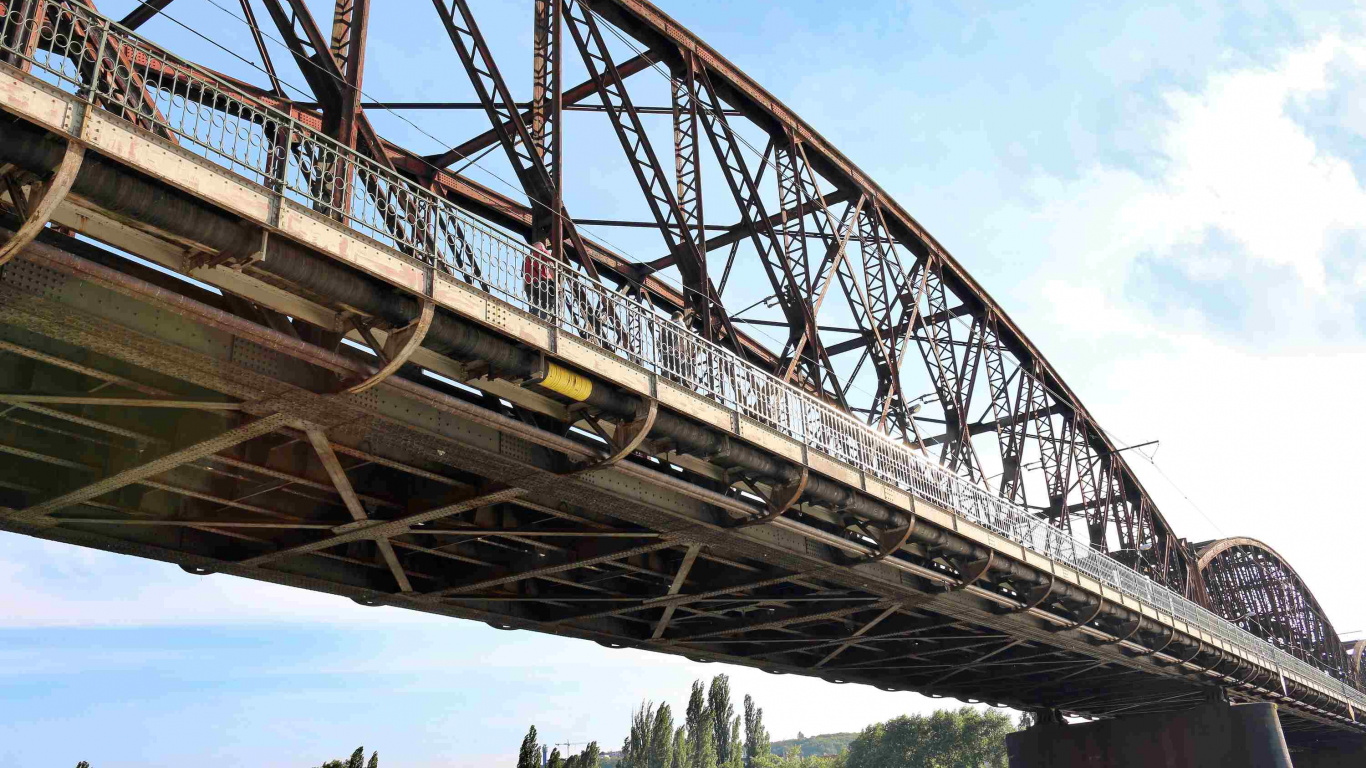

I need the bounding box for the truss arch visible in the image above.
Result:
[1196,537,1348,679]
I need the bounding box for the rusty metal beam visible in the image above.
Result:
[12,412,293,519]
[118,0,176,31]
[651,542,700,639]
[427,51,657,168]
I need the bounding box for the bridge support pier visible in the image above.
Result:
[1006,702,1293,768]
[1290,739,1366,767]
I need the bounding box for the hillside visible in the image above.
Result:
[769,732,858,758]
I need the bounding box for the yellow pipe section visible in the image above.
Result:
[540,362,593,401]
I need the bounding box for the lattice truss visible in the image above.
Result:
[0,0,1197,593]
[5,0,1348,624]
[1198,539,1351,679]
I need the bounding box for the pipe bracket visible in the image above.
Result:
[0,141,84,267]
[340,298,436,394]
[1055,597,1105,632]
[950,551,995,592]
[562,397,658,475]
[729,465,808,529]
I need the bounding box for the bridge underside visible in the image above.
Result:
[0,226,1356,752]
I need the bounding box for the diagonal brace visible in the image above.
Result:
[304,427,412,592]
[12,412,292,520]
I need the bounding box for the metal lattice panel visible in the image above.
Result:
[1197,538,1348,679]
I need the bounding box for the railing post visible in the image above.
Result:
[87,10,109,107]
[553,264,563,331]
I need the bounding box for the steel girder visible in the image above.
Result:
[0,232,1358,740]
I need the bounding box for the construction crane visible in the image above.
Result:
[541,742,593,767]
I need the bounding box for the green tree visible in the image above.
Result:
[686,680,707,744]
[366,751,379,768]
[707,675,735,768]
[843,708,1012,768]
[728,718,743,768]
[649,703,675,768]
[549,747,564,768]
[623,702,660,768]
[685,680,714,768]
[742,695,770,768]
[518,725,541,768]
[670,726,689,768]
[75,763,91,768]
[346,747,365,768]
[581,741,602,768]
[692,709,718,768]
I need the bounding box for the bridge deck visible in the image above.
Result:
[0,9,1361,751]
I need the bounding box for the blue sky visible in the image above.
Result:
[4,0,1366,766]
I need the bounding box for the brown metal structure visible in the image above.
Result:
[1347,640,1365,689]
[1197,538,1350,681]
[0,0,1361,752]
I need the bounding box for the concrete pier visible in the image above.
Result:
[1291,738,1366,767]
[1006,702,1293,768]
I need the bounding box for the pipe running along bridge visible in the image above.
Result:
[0,0,1360,761]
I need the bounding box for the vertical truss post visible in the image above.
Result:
[328,0,370,150]
[531,0,562,261]
[773,135,848,404]
[795,144,860,328]
[981,313,1025,500]
[774,137,813,380]
[561,0,706,310]
[914,260,983,479]
[954,316,986,475]
[1017,363,1072,527]
[430,0,600,280]
[261,0,424,243]
[692,65,832,387]
[671,49,709,338]
[854,203,921,440]
[1070,421,1106,549]
[1041,402,1077,530]
[779,143,867,409]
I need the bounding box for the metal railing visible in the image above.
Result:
[2,0,1362,712]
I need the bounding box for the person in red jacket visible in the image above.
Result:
[523,240,555,320]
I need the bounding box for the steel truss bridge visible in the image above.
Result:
[0,0,1361,753]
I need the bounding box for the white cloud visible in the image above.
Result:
[974,25,1366,634]
[1006,32,1366,344]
